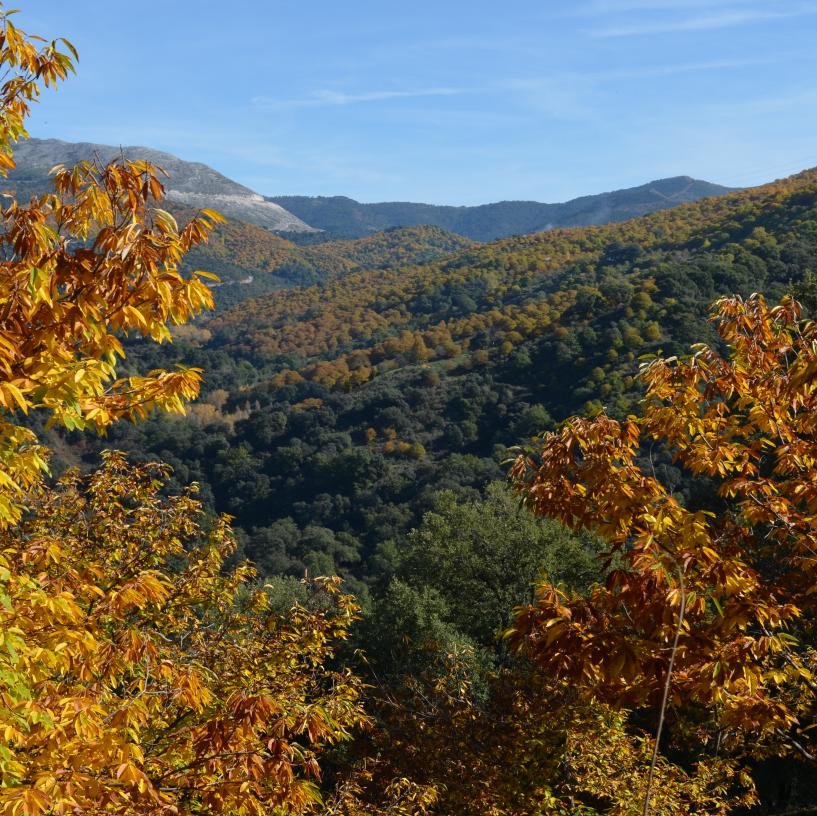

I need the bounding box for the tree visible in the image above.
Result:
[357,483,753,815]
[0,10,370,815]
[508,294,817,798]
[0,453,368,816]
[385,483,601,651]
[348,648,751,816]
[0,4,223,525]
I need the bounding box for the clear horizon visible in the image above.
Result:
[21,0,817,206]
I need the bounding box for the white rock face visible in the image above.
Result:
[164,190,316,232]
[10,138,318,233]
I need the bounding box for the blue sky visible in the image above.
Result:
[20,0,817,204]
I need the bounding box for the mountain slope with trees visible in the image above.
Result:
[90,163,817,812]
[178,220,475,308]
[95,167,817,597]
[10,140,734,310]
[8,6,817,815]
[6,143,479,308]
[270,176,734,240]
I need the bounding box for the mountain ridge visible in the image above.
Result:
[8,137,317,233]
[269,175,735,241]
[12,138,733,243]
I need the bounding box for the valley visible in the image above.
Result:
[67,164,817,596]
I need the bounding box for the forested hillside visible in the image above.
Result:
[7,6,817,815]
[270,175,733,240]
[178,219,474,307]
[85,167,817,598]
[67,166,817,811]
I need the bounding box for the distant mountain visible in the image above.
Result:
[10,139,733,242]
[8,138,317,232]
[270,176,734,241]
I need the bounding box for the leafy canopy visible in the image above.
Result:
[0,8,370,816]
[510,293,817,764]
[0,453,368,816]
[0,3,223,524]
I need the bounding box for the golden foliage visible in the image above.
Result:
[0,12,372,815]
[352,650,751,816]
[0,453,368,816]
[509,294,817,759]
[0,5,224,524]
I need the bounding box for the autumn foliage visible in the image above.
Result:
[4,2,817,814]
[0,453,368,816]
[0,7,223,525]
[354,650,752,816]
[0,7,366,816]
[510,293,817,769]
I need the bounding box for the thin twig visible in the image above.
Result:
[642,563,686,816]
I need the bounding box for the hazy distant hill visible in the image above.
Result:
[10,139,733,243]
[270,176,733,241]
[8,138,317,232]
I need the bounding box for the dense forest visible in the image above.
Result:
[41,160,812,812]
[28,165,810,814]
[83,168,817,596]
[178,219,474,308]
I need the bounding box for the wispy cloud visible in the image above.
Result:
[588,6,816,37]
[252,87,463,110]
[500,57,768,111]
[710,87,817,116]
[581,0,767,12]
[600,56,774,78]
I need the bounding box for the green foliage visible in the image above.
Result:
[389,483,601,645]
[83,166,817,603]
[362,482,603,684]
